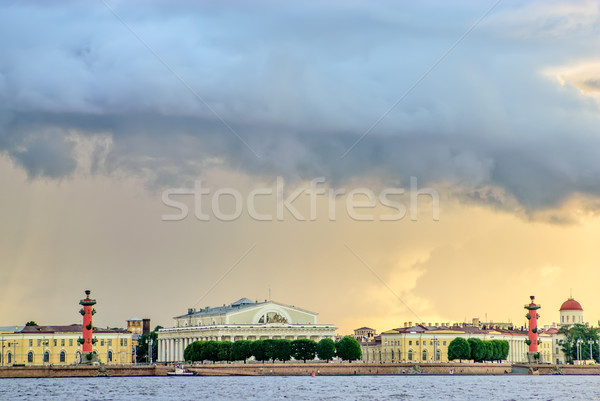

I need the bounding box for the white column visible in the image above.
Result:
[158,339,162,362]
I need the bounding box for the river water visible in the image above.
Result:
[1,375,599,400]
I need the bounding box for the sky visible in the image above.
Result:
[1,0,600,334]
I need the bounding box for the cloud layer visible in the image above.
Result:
[1,0,600,215]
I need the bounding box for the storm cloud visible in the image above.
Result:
[1,0,600,214]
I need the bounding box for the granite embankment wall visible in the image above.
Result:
[0,365,170,378]
[513,363,600,375]
[2,363,599,378]
[188,362,511,376]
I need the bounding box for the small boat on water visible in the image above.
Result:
[167,365,196,376]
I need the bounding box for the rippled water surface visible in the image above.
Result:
[1,375,600,400]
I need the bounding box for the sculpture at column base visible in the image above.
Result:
[80,351,100,365]
[526,352,543,364]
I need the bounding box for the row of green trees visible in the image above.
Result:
[135,326,163,363]
[448,338,509,362]
[183,336,362,363]
[559,324,600,363]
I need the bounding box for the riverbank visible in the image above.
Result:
[1,362,599,378]
[187,362,510,376]
[0,365,170,378]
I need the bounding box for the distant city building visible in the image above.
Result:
[157,297,336,362]
[127,318,151,335]
[559,297,584,326]
[357,323,552,364]
[0,324,132,366]
[353,327,376,341]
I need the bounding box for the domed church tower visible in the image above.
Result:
[559,297,584,326]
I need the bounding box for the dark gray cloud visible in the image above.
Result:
[1,1,599,214]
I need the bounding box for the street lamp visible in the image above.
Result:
[576,339,582,363]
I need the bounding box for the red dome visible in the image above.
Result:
[559,298,583,311]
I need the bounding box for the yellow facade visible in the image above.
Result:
[0,328,133,366]
[360,328,555,364]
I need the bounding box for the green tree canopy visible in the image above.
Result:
[251,340,268,362]
[335,337,362,362]
[291,339,317,362]
[467,338,486,362]
[25,321,38,326]
[231,340,253,363]
[200,341,220,362]
[217,341,233,362]
[273,339,292,363]
[316,338,336,361]
[448,337,471,361]
[559,324,599,363]
[136,327,162,363]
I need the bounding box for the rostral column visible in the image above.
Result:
[79,290,97,362]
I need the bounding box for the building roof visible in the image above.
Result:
[175,298,266,318]
[559,298,583,311]
[0,326,24,333]
[20,324,129,334]
[354,327,375,331]
[174,298,318,319]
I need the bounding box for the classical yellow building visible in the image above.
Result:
[358,323,554,363]
[0,324,133,366]
[158,297,336,362]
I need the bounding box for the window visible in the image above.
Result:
[436,350,441,361]
[28,352,34,363]
[408,350,413,361]
[38,339,41,347]
[443,341,447,346]
[43,352,49,363]
[108,340,112,346]
[69,339,73,347]
[60,351,66,363]
[422,350,427,361]
[29,339,33,347]
[430,341,433,346]
[7,353,11,363]
[61,339,65,347]
[108,351,113,362]
[416,341,419,346]
[53,339,57,347]
[123,339,127,346]
[101,340,105,346]
[408,341,412,346]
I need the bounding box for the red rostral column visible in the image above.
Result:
[79,290,96,353]
[524,295,541,353]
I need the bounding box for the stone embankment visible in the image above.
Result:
[2,363,599,378]
[188,362,511,376]
[0,365,170,378]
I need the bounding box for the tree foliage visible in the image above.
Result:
[448,338,471,361]
[291,339,317,362]
[316,338,336,361]
[559,324,599,363]
[451,338,508,362]
[135,326,162,363]
[25,321,38,327]
[251,340,269,362]
[335,336,362,362]
[467,338,486,362]
[273,339,292,363]
[231,340,253,362]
